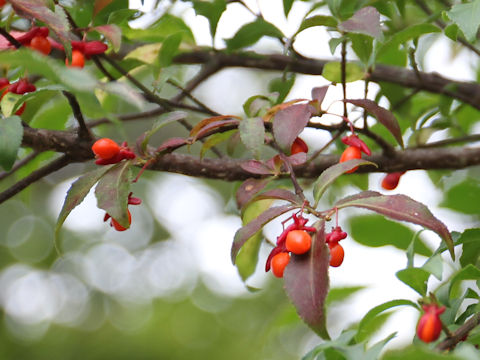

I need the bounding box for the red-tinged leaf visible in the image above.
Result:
[287,152,307,165]
[311,86,329,106]
[192,119,240,141]
[249,189,302,206]
[10,1,71,47]
[93,25,121,52]
[93,0,114,17]
[339,6,382,40]
[284,220,330,339]
[344,99,404,148]
[263,98,307,122]
[157,137,188,152]
[95,161,133,228]
[55,165,115,238]
[335,191,454,258]
[240,160,274,175]
[231,204,296,263]
[190,115,240,138]
[313,159,377,206]
[236,178,271,209]
[273,103,313,151]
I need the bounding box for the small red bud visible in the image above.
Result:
[381,172,405,190]
[417,304,445,343]
[291,137,308,155]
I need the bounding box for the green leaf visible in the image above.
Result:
[297,15,338,34]
[396,267,430,295]
[449,265,480,298]
[356,299,418,342]
[193,0,227,38]
[458,229,480,268]
[339,6,383,40]
[422,254,443,281]
[349,215,432,256]
[326,286,365,306]
[226,18,284,50]
[200,130,236,159]
[284,220,330,339]
[313,160,377,206]
[383,345,461,360]
[283,0,294,17]
[447,0,480,42]
[94,161,133,228]
[268,75,295,104]
[141,111,188,149]
[336,191,454,258]
[55,165,115,238]
[322,62,365,83]
[235,199,274,281]
[441,178,480,214]
[1,92,24,117]
[239,117,265,159]
[159,32,183,67]
[0,116,23,171]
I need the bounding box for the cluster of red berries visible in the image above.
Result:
[0,77,36,115]
[103,192,141,231]
[16,26,52,55]
[416,304,445,343]
[91,138,136,165]
[339,134,371,173]
[63,41,108,68]
[266,213,316,278]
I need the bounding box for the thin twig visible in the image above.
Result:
[0,155,71,205]
[436,313,480,351]
[0,27,21,48]
[62,91,92,140]
[0,151,40,181]
[341,39,348,118]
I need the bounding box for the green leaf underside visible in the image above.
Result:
[447,0,480,42]
[0,116,23,171]
[313,159,377,206]
[284,220,330,339]
[235,178,270,209]
[336,191,454,258]
[200,130,236,159]
[95,161,133,228]
[396,268,430,295]
[235,199,274,281]
[231,204,296,263]
[226,18,284,50]
[55,164,115,237]
[322,62,365,83]
[239,117,265,158]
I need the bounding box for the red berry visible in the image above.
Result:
[286,230,312,255]
[381,172,405,190]
[417,304,445,343]
[66,50,85,68]
[92,138,120,159]
[339,146,362,173]
[291,137,308,155]
[271,252,290,278]
[30,36,51,55]
[0,0,5,6]
[329,243,344,267]
[111,209,132,232]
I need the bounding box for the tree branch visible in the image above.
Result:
[173,51,480,111]
[436,313,480,351]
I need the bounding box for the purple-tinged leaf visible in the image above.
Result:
[344,99,404,148]
[339,6,382,40]
[273,103,312,151]
[157,137,188,152]
[10,1,72,48]
[335,191,454,258]
[231,204,296,263]
[239,117,265,159]
[313,159,377,206]
[284,220,330,339]
[236,178,271,209]
[192,119,240,141]
[240,160,274,175]
[55,165,115,239]
[249,189,302,206]
[95,161,133,228]
[287,152,308,165]
[311,86,329,106]
[94,24,121,52]
[190,115,240,138]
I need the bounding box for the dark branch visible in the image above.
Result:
[436,313,480,351]
[62,91,92,140]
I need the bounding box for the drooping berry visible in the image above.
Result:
[328,243,344,267]
[339,146,362,173]
[110,209,132,232]
[417,304,446,343]
[30,36,51,55]
[66,50,85,68]
[291,137,308,155]
[271,252,290,278]
[381,172,405,190]
[92,138,120,160]
[286,230,312,255]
